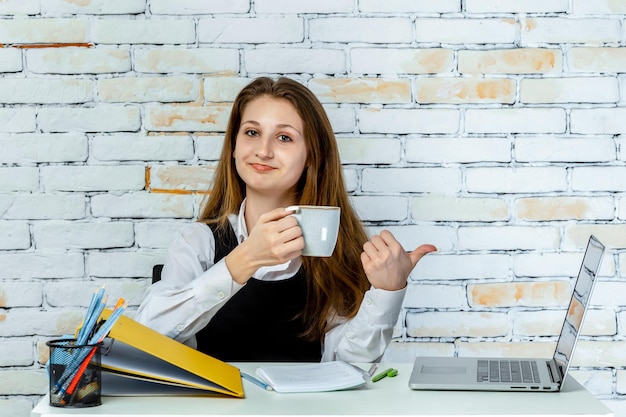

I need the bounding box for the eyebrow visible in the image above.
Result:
[241,120,302,136]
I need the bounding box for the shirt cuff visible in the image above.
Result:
[191,258,244,308]
[360,285,407,325]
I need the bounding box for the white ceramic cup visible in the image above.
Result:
[286,205,340,257]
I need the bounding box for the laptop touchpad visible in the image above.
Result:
[422,366,466,374]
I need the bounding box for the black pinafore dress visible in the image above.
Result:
[194,223,322,362]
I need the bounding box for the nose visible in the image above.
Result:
[255,135,273,159]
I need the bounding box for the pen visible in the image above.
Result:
[342,361,370,380]
[241,372,273,392]
[368,363,378,376]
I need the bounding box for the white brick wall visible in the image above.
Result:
[2,2,626,416]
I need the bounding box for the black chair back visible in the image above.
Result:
[152,264,164,284]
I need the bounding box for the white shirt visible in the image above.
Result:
[134,203,406,363]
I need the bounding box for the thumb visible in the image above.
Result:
[408,244,437,266]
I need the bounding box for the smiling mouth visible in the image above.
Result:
[251,163,275,172]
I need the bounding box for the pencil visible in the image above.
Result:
[89,303,126,344]
[113,297,125,309]
[53,303,126,397]
[77,294,107,345]
[241,372,273,391]
[61,347,97,405]
[76,286,104,342]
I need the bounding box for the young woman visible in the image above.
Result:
[135,77,436,363]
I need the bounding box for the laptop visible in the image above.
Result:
[408,234,605,392]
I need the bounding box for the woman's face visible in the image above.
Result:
[233,95,308,201]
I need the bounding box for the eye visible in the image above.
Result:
[277,134,292,142]
[245,129,259,137]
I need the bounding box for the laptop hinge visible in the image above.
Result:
[547,360,562,384]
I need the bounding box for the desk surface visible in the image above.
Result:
[31,363,613,417]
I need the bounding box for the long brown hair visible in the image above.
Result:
[199,77,371,340]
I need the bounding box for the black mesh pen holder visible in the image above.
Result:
[46,338,102,408]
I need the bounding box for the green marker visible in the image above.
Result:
[372,368,396,382]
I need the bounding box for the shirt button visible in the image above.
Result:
[176,324,185,332]
[217,291,225,299]
[346,331,353,339]
[365,297,372,305]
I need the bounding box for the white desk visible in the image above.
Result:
[31,363,613,417]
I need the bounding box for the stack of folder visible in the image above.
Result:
[98,309,244,398]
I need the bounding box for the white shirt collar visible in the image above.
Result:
[234,198,248,244]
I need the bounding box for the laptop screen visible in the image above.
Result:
[553,235,605,380]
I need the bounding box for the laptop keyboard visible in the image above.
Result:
[477,360,541,383]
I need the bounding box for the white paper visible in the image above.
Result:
[256,361,367,393]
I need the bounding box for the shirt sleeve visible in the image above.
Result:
[134,222,243,347]
[321,286,407,363]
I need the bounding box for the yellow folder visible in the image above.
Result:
[98,309,244,398]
